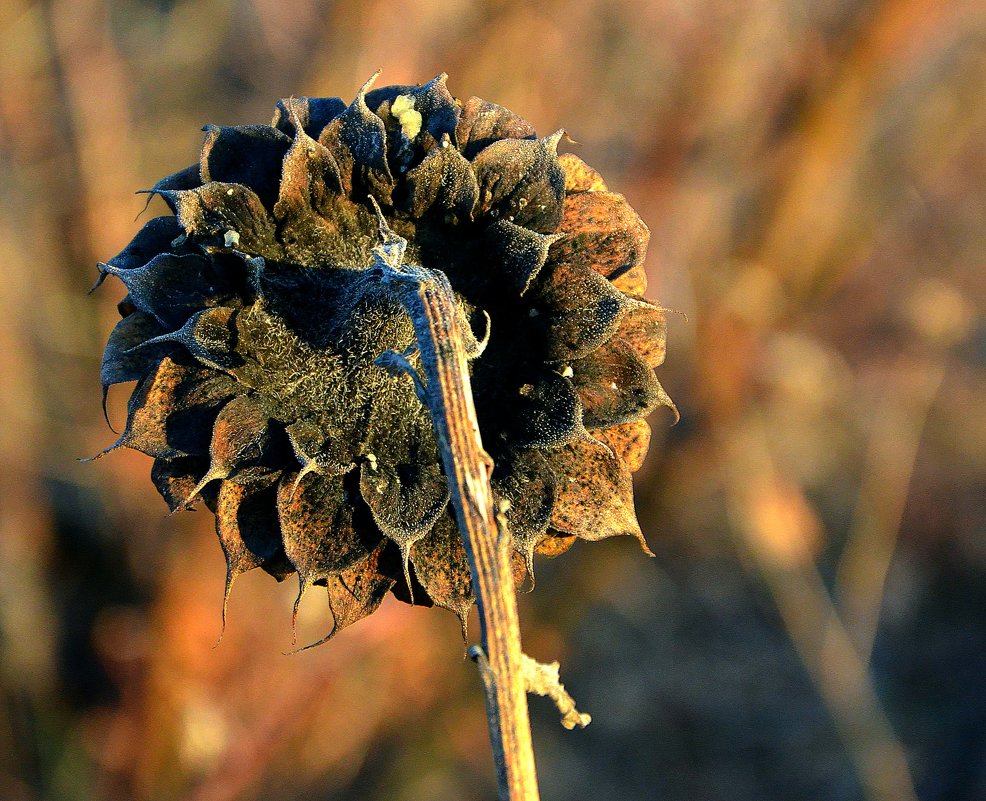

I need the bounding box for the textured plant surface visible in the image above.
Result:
[95,73,673,638]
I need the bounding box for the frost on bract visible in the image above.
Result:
[95,74,674,642]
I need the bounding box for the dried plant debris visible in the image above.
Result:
[94,73,674,641]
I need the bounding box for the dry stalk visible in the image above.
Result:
[372,213,540,801]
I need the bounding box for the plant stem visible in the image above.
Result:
[374,225,540,801]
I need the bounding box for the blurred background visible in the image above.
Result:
[2,0,985,799]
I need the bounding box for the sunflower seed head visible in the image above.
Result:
[94,75,672,643]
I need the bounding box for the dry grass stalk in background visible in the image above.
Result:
[723,413,920,801]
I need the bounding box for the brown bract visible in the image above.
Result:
[94,74,674,641]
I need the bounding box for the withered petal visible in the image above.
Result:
[456,96,536,160]
[550,191,649,284]
[357,398,450,595]
[285,419,355,484]
[472,134,566,232]
[548,438,643,545]
[412,74,461,151]
[277,471,377,591]
[272,96,346,139]
[358,454,450,565]
[274,123,350,266]
[174,367,241,409]
[162,182,282,260]
[590,419,652,473]
[532,259,631,360]
[185,394,274,500]
[570,337,661,428]
[99,253,214,329]
[209,394,271,471]
[558,153,608,193]
[120,356,222,459]
[154,368,241,459]
[200,125,292,210]
[483,220,556,296]
[404,142,478,220]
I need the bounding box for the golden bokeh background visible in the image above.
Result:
[2,1,985,799]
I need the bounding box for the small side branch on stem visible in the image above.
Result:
[470,646,592,731]
[520,653,592,730]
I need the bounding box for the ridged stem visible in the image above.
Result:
[382,259,540,801]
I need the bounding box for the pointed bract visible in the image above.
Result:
[319,78,394,203]
[200,125,292,209]
[141,306,240,370]
[101,311,167,389]
[98,253,216,329]
[483,220,556,296]
[277,471,377,591]
[319,543,395,644]
[550,190,650,284]
[151,455,210,513]
[164,183,282,260]
[359,411,450,594]
[570,337,661,428]
[456,96,536,160]
[558,153,608,193]
[492,448,556,581]
[549,438,643,544]
[121,356,232,459]
[507,371,585,449]
[533,259,631,360]
[107,216,183,271]
[618,299,668,368]
[472,135,566,232]
[183,394,274,503]
[216,476,294,580]
[410,516,473,630]
[272,96,347,139]
[404,142,478,220]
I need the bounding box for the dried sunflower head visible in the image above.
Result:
[95,73,674,640]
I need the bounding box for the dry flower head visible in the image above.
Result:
[94,73,674,642]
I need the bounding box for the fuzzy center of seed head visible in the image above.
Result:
[391,94,422,140]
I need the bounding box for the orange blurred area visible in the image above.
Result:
[2,1,985,799]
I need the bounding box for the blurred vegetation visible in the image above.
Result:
[1,0,985,799]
